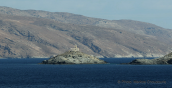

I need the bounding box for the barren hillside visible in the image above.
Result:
[0,6,172,58]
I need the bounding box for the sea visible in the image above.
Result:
[0,58,171,88]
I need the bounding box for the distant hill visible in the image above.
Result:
[0,6,172,58]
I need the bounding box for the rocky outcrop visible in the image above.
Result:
[40,51,107,64]
[127,52,172,65]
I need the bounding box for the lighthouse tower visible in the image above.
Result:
[70,45,79,51]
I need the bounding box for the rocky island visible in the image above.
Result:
[127,52,172,65]
[40,45,107,64]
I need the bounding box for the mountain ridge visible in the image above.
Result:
[1,6,172,44]
[0,6,172,58]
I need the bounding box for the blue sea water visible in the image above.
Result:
[0,58,171,88]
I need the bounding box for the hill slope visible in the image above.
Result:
[1,6,172,44]
[0,6,172,58]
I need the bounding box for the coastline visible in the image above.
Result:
[0,57,159,59]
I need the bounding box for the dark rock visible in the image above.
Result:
[127,52,172,65]
[40,51,107,64]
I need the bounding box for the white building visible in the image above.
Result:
[70,45,79,51]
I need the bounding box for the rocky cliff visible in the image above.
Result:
[127,52,172,65]
[40,51,107,64]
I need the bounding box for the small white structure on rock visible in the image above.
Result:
[70,45,79,51]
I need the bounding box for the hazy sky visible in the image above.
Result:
[0,0,172,29]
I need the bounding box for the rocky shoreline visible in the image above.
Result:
[125,52,172,65]
[40,51,107,64]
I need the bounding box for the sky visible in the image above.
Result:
[0,0,172,29]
